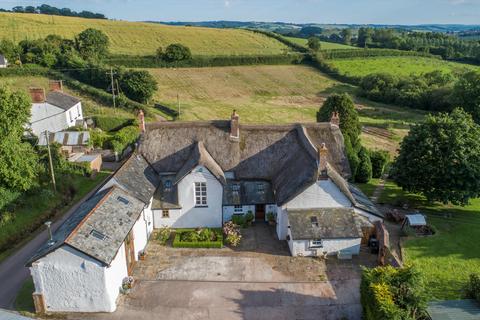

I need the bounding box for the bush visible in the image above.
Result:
[223,221,242,247]
[107,125,139,153]
[369,150,391,178]
[173,228,223,248]
[156,226,171,245]
[163,44,192,62]
[466,273,480,302]
[232,214,246,227]
[356,147,373,183]
[93,116,134,132]
[119,69,158,103]
[245,211,254,223]
[319,48,438,60]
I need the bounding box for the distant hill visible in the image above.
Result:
[0,13,290,56]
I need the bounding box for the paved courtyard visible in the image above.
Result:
[68,224,376,320]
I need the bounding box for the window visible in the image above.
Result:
[117,196,130,205]
[164,180,172,190]
[194,182,207,206]
[162,210,169,218]
[234,205,243,213]
[257,183,265,193]
[231,184,240,192]
[310,239,323,248]
[90,229,107,241]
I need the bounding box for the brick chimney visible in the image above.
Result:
[318,143,328,180]
[29,88,46,103]
[330,111,340,127]
[230,110,240,140]
[138,109,145,133]
[49,80,63,92]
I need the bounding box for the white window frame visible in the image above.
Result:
[234,205,243,213]
[310,239,323,248]
[162,209,169,218]
[194,182,207,207]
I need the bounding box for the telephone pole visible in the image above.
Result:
[106,67,116,111]
[177,93,181,120]
[45,130,57,192]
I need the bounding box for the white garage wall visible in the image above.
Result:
[30,245,110,313]
[104,242,129,312]
[285,180,352,209]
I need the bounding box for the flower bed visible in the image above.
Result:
[172,228,223,248]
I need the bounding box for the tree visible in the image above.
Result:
[307,37,321,51]
[163,43,192,62]
[369,149,390,178]
[391,108,480,205]
[358,27,373,48]
[0,86,38,192]
[0,40,21,63]
[75,28,109,60]
[452,71,480,124]
[120,70,158,103]
[341,28,353,45]
[356,147,372,183]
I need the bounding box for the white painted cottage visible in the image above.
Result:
[28,86,84,136]
[0,54,7,68]
[27,111,383,313]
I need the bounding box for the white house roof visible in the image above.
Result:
[38,131,90,146]
[405,214,427,226]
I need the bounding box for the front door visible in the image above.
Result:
[255,204,265,221]
[124,230,135,275]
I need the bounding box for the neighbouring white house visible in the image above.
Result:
[0,54,7,68]
[27,110,383,313]
[28,84,84,136]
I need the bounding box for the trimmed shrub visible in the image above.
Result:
[356,147,373,183]
[369,150,391,178]
[319,48,439,60]
[172,228,223,248]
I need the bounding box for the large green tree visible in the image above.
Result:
[307,37,321,51]
[0,86,38,192]
[452,70,480,124]
[163,43,192,62]
[341,28,353,45]
[120,70,158,103]
[391,108,480,205]
[75,28,109,60]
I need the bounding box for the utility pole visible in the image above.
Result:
[106,67,116,111]
[177,93,181,120]
[45,130,57,192]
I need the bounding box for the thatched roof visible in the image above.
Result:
[140,121,350,205]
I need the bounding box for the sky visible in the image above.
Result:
[1,0,480,25]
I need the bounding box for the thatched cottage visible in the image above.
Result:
[27,111,382,313]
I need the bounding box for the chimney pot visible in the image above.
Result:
[49,80,63,92]
[29,87,46,103]
[138,110,145,133]
[318,143,328,179]
[330,111,340,127]
[230,109,240,140]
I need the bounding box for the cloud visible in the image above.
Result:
[224,0,230,7]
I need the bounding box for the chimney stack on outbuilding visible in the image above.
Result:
[49,80,63,92]
[330,111,340,127]
[318,143,328,179]
[230,109,240,140]
[138,109,146,133]
[29,87,46,103]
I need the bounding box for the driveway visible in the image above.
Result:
[68,224,375,320]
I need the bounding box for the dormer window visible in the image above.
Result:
[164,180,172,190]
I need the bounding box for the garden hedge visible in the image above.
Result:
[93,115,135,132]
[172,229,223,249]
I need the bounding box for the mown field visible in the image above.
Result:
[145,65,423,154]
[285,36,358,50]
[357,179,480,300]
[329,56,479,77]
[0,13,290,56]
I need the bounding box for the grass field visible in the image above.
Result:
[284,36,358,50]
[0,13,290,56]
[329,56,479,78]
[145,65,423,154]
[359,179,480,300]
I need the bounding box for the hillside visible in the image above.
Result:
[284,37,358,50]
[0,13,290,56]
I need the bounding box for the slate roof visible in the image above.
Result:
[152,175,181,210]
[109,153,160,204]
[38,131,90,146]
[140,121,349,205]
[46,91,81,111]
[287,208,364,240]
[223,180,275,205]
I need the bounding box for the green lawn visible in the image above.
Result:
[360,179,480,300]
[284,36,358,50]
[0,172,110,263]
[329,56,479,78]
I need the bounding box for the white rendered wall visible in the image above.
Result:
[276,207,289,240]
[156,165,223,228]
[289,238,361,257]
[104,242,128,312]
[144,200,154,236]
[222,205,255,222]
[132,210,149,261]
[285,180,352,210]
[29,245,111,313]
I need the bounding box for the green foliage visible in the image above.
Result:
[173,228,223,248]
[75,28,109,60]
[466,274,480,302]
[391,108,480,205]
[0,39,21,63]
[93,116,134,132]
[108,125,139,153]
[452,71,480,123]
[341,29,353,45]
[119,70,158,103]
[223,221,242,247]
[369,149,390,178]
[307,37,321,51]
[163,43,192,62]
[319,48,437,60]
[247,29,308,53]
[356,147,373,183]
[344,135,360,179]
[361,265,428,320]
[232,214,246,227]
[0,86,38,192]
[245,211,254,223]
[156,226,171,245]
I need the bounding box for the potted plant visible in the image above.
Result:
[267,212,276,226]
[121,276,135,294]
[138,249,146,261]
[245,211,254,226]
